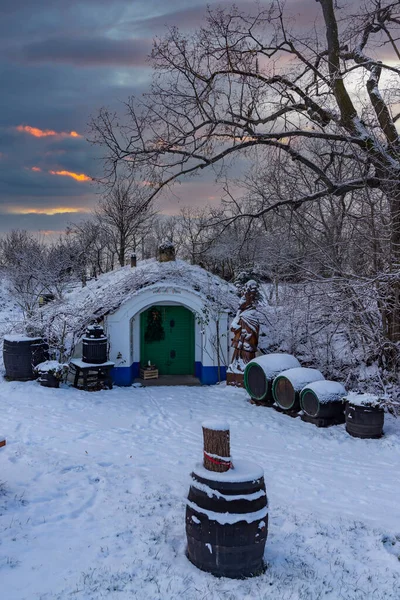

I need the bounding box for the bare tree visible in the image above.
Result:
[97,181,156,267]
[90,0,400,354]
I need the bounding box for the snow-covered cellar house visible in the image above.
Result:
[32,246,239,386]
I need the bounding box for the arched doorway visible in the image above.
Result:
[140,305,195,375]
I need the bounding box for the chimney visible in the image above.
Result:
[158,241,176,262]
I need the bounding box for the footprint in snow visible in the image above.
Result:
[382,534,400,560]
[61,465,86,474]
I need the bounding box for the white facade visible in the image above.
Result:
[104,283,230,385]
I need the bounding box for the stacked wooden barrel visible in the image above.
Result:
[300,380,346,427]
[244,353,300,405]
[243,351,386,436]
[272,367,325,413]
[186,422,268,578]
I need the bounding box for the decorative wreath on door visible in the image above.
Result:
[144,306,165,343]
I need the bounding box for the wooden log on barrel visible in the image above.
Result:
[244,353,301,406]
[344,393,384,439]
[202,421,231,472]
[186,421,268,578]
[300,380,346,427]
[272,367,324,414]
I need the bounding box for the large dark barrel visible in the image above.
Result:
[273,367,324,413]
[300,380,346,427]
[186,459,268,578]
[345,400,384,439]
[3,335,49,381]
[82,325,108,364]
[244,354,301,405]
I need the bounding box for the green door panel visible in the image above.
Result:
[140,306,194,375]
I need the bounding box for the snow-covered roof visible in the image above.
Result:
[25,258,238,356]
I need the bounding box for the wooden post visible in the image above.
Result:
[130,254,137,268]
[202,421,232,472]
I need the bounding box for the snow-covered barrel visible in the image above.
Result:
[3,335,49,381]
[244,353,301,405]
[300,380,346,427]
[272,367,325,413]
[186,460,268,578]
[345,393,384,439]
[82,325,108,364]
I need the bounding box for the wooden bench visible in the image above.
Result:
[69,359,115,391]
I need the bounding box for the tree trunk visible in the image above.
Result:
[385,183,400,345]
[118,234,125,267]
[202,422,231,472]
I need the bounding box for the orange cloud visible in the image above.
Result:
[16,125,83,139]
[49,170,91,182]
[7,207,90,215]
[31,166,42,172]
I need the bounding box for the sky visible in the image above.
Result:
[0,0,321,237]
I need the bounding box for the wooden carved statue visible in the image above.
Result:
[227,280,260,386]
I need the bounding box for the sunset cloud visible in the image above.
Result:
[49,170,91,182]
[31,166,42,172]
[7,206,90,215]
[16,125,82,139]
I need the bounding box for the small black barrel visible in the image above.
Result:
[345,401,384,439]
[244,354,300,406]
[186,459,268,578]
[273,367,324,413]
[82,325,108,364]
[3,335,49,381]
[300,380,346,427]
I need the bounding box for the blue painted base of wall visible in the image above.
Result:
[112,362,140,386]
[195,362,227,385]
[112,362,226,386]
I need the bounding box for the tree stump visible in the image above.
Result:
[202,421,232,472]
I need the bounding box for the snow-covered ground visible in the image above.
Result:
[1,379,400,599]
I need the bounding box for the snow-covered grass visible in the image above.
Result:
[1,379,400,599]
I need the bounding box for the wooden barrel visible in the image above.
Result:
[273,367,324,412]
[3,335,49,381]
[300,380,346,427]
[82,326,108,364]
[186,459,268,578]
[345,402,384,439]
[244,354,300,405]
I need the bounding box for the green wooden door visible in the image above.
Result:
[140,306,194,375]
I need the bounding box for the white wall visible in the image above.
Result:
[104,283,229,370]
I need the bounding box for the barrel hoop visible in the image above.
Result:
[186,539,266,578]
[272,376,295,410]
[300,389,320,417]
[191,472,264,493]
[186,499,268,525]
[190,479,266,502]
[244,363,268,401]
